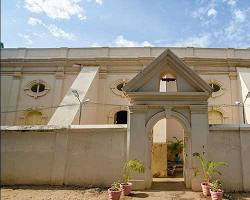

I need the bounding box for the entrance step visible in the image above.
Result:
[151,178,187,191]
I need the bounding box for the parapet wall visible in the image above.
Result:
[1,125,127,187]
[208,125,250,192]
[1,124,250,192]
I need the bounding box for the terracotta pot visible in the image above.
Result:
[108,188,122,200]
[120,182,132,196]
[210,189,224,200]
[201,182,211,196]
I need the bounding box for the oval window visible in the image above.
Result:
[116,83,125,91]
[24,80,49,98]
[31,83,46,93]
[209,83,221,92]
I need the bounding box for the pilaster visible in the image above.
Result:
[190,105,209,191]
[127,105,147,189]
[6,67,22,125]
[229,72,240,123]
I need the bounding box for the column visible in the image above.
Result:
[127,105,148,189]
[190,105,209,191]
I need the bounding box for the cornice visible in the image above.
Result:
[1,57,250,67]
[190,105,208,114]
[126,92,210,102]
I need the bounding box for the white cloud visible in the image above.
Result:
[24,0,86,20]
[47,24,76,40]
[18,33,33,45]
[233,9,246,22]
[207,8,217,17]
[27,17,76,40]
[114,35,153,47]
[223,0,237,7]
[173,35,210,48]
[28,17,43,26]
[95,0,103,5]
[192,0,217,20]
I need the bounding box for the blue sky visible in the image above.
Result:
[1,0,250,48]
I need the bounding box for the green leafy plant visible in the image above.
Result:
[193,152,227,183]
[110,182,120,191]
[211,180,222,192]
[168,137,183,163]
[123,159,145,184]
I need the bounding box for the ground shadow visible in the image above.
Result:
[129,192,149,198]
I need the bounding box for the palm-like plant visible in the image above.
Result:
[123,159,145,184]
[168,137,183,163]
[193,152,227,183]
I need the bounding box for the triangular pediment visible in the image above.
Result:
[123,49,212,94]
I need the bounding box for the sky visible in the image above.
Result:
[1,0,250,48]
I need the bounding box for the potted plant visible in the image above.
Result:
[193,152,226,196]
[108,182,122,200]
[168,137,183,164]
[120,159,145,196]
[210,180,224,200]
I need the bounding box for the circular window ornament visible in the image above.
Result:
[209,83,220,92]
[24,80,50,98]
[208,80,224,98]
[111,79,128,97]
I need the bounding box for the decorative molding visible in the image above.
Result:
[110,79,129,98]
[208,80,225,98]
[123,49,213,94]
[190,105,208,114]
[99,66,108,79]
[129,105,148,113]
[126,92,210,102]
[24,80,50,99]
[228,72,238,80]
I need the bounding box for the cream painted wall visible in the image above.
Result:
[208,125,250,191]
[1,124,250,192]
[201,74,236,124]
[1,48,249,127]
[1,125,127,186]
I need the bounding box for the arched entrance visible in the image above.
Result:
[123,49,212,190]
[145,110,192,188]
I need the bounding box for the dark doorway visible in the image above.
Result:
[114,111,127,124]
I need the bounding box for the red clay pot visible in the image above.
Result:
[120,182,132,196]
[210,189,224,200]
[108,188,122,200]
[201,182,211,196]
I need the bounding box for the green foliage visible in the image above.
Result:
[211,180,222,192]
[110,182,120,191]
[193,152,227,183]
[168,137,183,163]
[123,159,145,183]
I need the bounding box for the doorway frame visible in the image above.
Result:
[145,110,192,188]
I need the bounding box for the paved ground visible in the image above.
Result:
[1,185,250,200]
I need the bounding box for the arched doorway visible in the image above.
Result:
[151,118,184,181]
[145,110,191,188]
